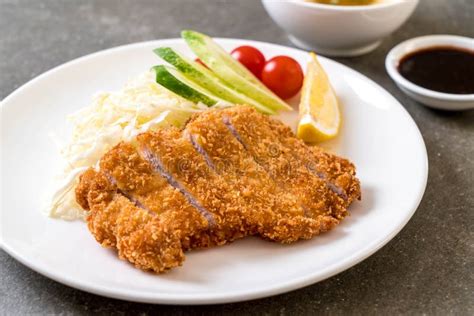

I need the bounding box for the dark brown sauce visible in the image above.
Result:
[398,46,474,95]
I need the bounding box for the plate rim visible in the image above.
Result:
[0,38,429,305]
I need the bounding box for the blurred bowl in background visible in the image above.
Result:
[262,0,419,57]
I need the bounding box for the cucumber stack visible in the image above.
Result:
[152,30,292,114]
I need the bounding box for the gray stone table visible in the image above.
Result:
[1,0,473,314]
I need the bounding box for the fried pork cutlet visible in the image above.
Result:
[76,105,361,273]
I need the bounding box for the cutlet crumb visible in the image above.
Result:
[76,105,361,273]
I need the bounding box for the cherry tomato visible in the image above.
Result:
[195,58,208,69]
[261,56,303,99]
[231,46,266,78]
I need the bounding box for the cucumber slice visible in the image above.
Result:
[181,30,292,112]
[154,47,275,115]
[182,30,271,92]
[153,65,222,107]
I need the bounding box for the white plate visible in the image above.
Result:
[0,38,428,304]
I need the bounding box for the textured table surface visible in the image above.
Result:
[1,0,473,314]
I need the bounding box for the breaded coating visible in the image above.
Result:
[308,146,361,204]
[78,144,209,271]
[75,105,361,273]
[191,107,347,219]
[138,128,247,246]
[185,109,338,242]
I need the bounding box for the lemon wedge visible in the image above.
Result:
[297,52,340,142]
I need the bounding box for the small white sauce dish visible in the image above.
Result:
[386,35,474,111]
[261,0,419,57]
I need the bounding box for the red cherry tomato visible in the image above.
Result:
[231,46,266,78]
[261,56,303,99]
[195,58,208,69]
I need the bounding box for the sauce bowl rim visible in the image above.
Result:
[385,34,474,101]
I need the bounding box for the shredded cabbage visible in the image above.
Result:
[47,70,211,220]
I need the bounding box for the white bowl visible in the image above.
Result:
[386,35,474,111]
[262,0,419,57]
